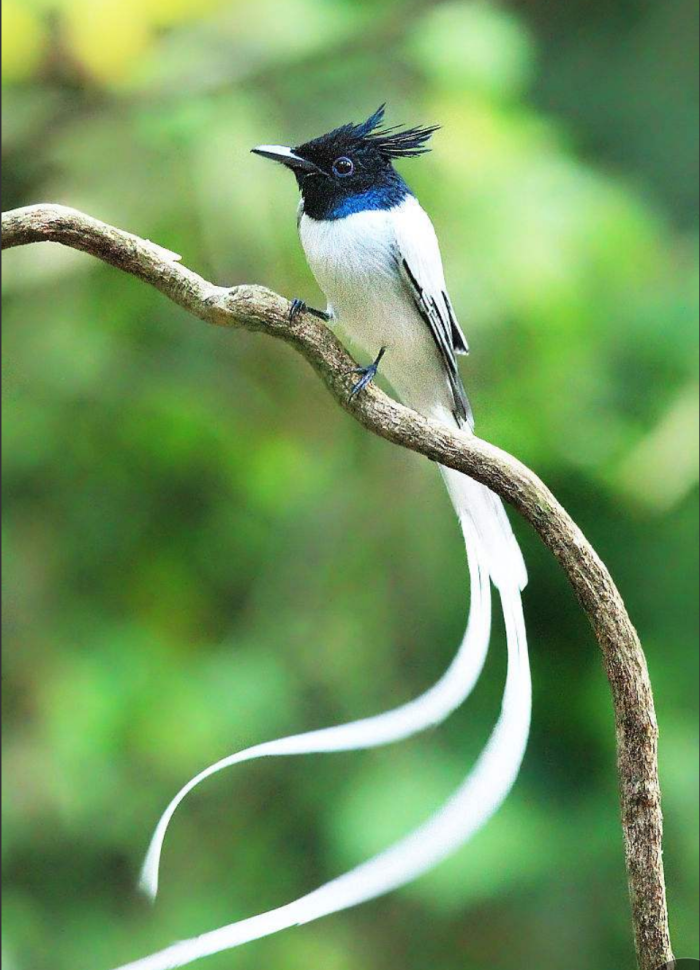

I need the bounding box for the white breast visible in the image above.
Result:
[299,199,457,421]
[299,208,401,324]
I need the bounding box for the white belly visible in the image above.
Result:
[299,208,456,422]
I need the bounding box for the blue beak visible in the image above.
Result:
[251,145,323,175]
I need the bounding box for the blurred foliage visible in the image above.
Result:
[2,1,699,969]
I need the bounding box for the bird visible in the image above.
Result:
[115,106,532,970]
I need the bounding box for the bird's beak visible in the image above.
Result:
[251,145,323,175]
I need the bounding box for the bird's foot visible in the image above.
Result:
[348,347,387,401]
[289,299,329,323]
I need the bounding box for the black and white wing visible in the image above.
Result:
[393,198,472,427]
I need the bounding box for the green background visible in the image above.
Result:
[2,1,698,968]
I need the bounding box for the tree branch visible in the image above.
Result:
[1,203,673,970]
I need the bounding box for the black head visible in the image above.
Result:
[252,105,439,221]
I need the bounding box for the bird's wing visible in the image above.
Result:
[393,198,472,426]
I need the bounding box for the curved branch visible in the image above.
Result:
[1,203,673,970]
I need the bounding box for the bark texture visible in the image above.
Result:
[2,203,674,970]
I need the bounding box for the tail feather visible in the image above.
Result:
[139,518,492,900]
[113,561,530,970]
[440,465,527,593]
[113,468,531,970]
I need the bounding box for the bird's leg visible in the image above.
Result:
[289,299,330,323]
[348,346,387,401]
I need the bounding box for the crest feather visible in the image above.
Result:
[355,103,388,138]
[353,105,439,159]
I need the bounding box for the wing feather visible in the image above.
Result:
[394,199,472,426]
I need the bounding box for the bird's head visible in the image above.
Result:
[252,105,439,220]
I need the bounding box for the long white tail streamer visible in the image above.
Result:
[140,518,492,899]
[113,578,530,970]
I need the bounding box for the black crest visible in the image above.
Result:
[335,104,439,160]
[288,105,438,220]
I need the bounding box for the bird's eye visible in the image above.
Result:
[332,157,354,178]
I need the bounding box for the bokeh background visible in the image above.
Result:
[2,1,699,969]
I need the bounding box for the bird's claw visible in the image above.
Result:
[289,298,306,323]
[348,347,387,402]
[289,299,330,324]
